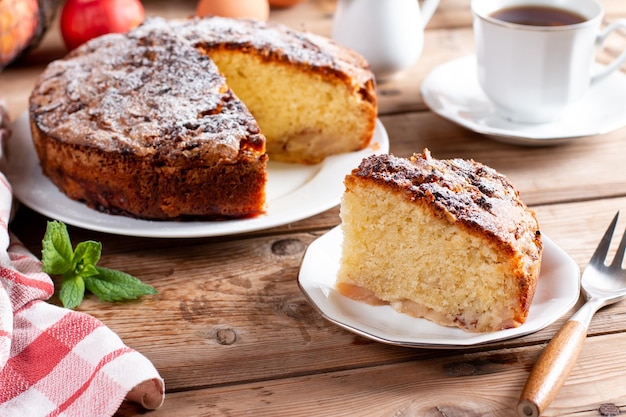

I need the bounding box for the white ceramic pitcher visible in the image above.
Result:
[332,0,440,80]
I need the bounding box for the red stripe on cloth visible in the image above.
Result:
[0,331,68,403]
[0,266,54,294]
[47,347,133,417]
[44,311,103,355]
[0,311,102,403]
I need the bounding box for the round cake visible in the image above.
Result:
[28,17,377,220]
[336,150,543,333]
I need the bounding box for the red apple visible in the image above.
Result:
[60,0,144,51]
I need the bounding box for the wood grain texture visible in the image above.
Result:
[113,331,626,417]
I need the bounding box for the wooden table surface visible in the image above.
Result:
[2,1,626,416]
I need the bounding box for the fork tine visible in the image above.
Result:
[610,211,626,268]
[589,211,620,267]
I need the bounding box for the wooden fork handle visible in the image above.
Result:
[517,320,587,417]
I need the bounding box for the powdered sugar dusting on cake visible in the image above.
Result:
[138,16,373,85]
[29,24,262,161]
[29,16,373,163]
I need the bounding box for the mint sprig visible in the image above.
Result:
[42,220,157,309]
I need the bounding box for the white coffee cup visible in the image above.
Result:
[471,0,626,124]
[332,0,440,80]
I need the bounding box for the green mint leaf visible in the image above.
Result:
[41,220,157,309]
[59,275,85,309]
[78,263,99,279]
[41,221,74,275]
[72,240,102,278]
[85,267,157,302]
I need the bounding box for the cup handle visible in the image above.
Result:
[420,0,440,27]
[591,19,626,85]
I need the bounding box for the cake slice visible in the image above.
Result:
[336,150,542,333]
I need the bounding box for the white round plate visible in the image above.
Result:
[298,226,580,348]
[420,55,626,146]
[3,112,389,238]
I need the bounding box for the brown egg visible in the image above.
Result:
[196,0,270,20]
[269,0,306,7]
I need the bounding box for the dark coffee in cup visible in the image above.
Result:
[472,0,626,124]
[490,5,587,26]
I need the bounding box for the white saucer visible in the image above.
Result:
[298,226,580,348]
[420,55,626,146]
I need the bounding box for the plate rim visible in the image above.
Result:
[4,112,389,238]
[298,225,580,349]
[420,54,626,145]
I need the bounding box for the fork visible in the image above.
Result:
[518,211,626,417]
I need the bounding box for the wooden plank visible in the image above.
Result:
[374,27,476,115]
[114,331,626,417]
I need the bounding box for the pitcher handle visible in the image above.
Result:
[591,19,626,85]
[420,0,440,27]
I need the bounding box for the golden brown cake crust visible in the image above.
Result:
[348,149,542,260]
[29,25,267,220]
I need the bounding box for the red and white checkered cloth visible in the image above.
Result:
[0,102,165,416]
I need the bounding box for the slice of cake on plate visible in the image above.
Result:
[336,150,542,333]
